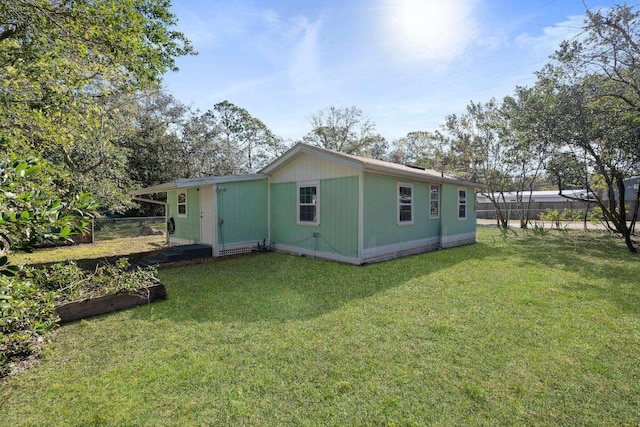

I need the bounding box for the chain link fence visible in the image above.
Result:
[93,216,166,242]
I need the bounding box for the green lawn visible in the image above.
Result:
[2,227,639,425]
[10,235,167,269]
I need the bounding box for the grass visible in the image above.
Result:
[9,235,167,269]
[1,227,639,425]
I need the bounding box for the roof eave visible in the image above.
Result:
[363,163,484,188]
[131,174,266,196]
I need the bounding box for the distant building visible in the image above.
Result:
[476,190,595,220]
[602,176,640,220]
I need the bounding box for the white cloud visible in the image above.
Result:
[515,14,586,53]
[288,17,324,94]
[176,11,218,47]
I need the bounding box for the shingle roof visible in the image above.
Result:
[132,143,483,197]
[260,143,484,188]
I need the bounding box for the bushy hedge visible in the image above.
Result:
[1,259,158,377]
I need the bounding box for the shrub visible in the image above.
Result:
[1,259,159,377]
[560,209,583,222]
[0,277,58,377]
[25,258,159,304]
[588,206,604,224]
[538,209,561,228]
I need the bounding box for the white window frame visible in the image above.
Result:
[297,181,320,225]
[397,182,414,225]
[177,190,188,218]
[430,184,440,219]
[458,187,467,220]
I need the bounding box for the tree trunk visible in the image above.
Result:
[623,232,638,253]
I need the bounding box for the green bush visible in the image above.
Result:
[0,278,58,377]
[560,209,583,222]
[25,258,159,304]
[588,206,604,224]
[538,209,561,228]
[1,259,159,377]
[538,208,585,228]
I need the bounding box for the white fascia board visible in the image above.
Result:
[131,174,266,196]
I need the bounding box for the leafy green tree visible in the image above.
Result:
[125,92,186,191]
[0,0,195,211]
[444,99,514,228]
[360,134,389,160]
[545,151,587,191]
[502,86,555,228]
[390,131,449,169]
[534,4,640,252]
[303,106,381,156]
[203,101,280,174]
[1,156,98,276]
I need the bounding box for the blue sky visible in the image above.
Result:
[163,0,629,142]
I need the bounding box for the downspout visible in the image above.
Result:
[132,196,169,245]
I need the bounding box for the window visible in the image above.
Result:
[177,191,187,217]
[298,182,319,225]
[398,183,413,225]
[458,188,467,220]
[430,185,440,218]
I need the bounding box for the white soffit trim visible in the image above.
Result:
[131,174,266,196]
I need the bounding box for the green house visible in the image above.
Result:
[132,143,483,264]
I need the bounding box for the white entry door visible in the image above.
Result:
[199,186,215,245]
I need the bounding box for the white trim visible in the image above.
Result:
[267,177,271,242]
[199,186,215,245]
[213,185,219,247]
[213,240,260,257]
[397,182,414,225]
[362,236,440,264]
[458,187,467,221]
[441,231,476,248]
[177,190,188,218]
[430,184,440,219]
[274,243,361,265]
[358,170,364,260]
[297,181,320,226]
[132,174,266,195]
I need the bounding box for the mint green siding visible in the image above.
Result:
[167,187,200,242]
[217,179,268,244]
[270,176,359,258]
[362,172,440,249]
[440,183,476,237]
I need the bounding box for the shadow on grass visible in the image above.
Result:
[133,229,638,324]
[500,228,640,315]
[144,243,495,324]
[26,245,167,271]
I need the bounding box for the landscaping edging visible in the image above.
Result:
[55,283,167,323]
